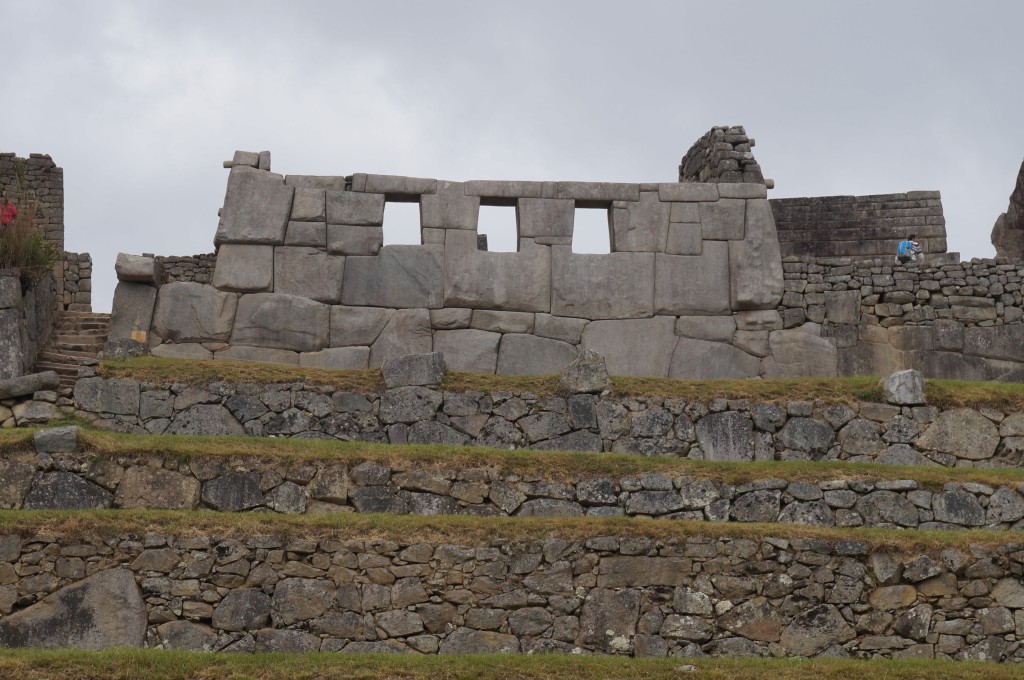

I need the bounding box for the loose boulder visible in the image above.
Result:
[883,369,926,406]
[559,349,612,394]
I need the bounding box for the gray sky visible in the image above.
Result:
[3,0,1022,312]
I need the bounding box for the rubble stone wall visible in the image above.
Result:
[678,125,765,185]
[71,376,1024,470]
[771,192,947,259]
[62,251,92,312]
[157,253,216,285]
[1,527,1023,660]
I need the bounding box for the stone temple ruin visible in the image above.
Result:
[4,129,1024,665]
[104,126,1024,382]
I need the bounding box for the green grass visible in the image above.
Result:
[99,356,1024,409]
[6,427,1022,492]
[0,650,1017,679]
[0,509,1018,553]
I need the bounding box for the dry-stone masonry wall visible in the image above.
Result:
[678,126,765,185]
[70,375,1024,469]
[62,251,92,312]
[1,525,1024,660]
[10,426,1024,532]
[157,253,216,285]
[780,257,1024,380]
[111,149,788,379]
[771,192,948,259]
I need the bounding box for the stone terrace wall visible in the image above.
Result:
[1,527,1024,659]
[11,428,1024,531]
[0,153,63,251]
[678,126,765,185]
[771,192,947,259]
[779,257,1024,380]
[71,375,1024,469]
[110,149,789,379]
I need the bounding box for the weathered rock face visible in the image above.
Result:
[0,568,146,649]
[991,159,1024,259]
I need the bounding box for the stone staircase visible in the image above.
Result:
[33,311,110,392]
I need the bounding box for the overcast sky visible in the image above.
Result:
[3,0,1023,312]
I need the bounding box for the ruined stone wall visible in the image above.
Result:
[62,251,92,312]
[771,192,948,259]
[71,375,1024,471]
[110,150,789,380]
[157,253,216,284]
[678,126,765,184]
[1,524,1023,659]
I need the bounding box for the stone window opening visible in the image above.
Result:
[382,196,422,246]
[572,202,612,254]
[477,199,519,252]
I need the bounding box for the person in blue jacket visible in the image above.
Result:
[896,234,923,264]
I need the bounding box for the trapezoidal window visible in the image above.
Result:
[572,204,611,253]
[382,198,422,245]
[477,201,519,252]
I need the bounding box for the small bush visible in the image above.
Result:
[0,197,61,284]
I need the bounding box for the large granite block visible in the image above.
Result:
[729,199,784,310]
[581,316,677,377]
[215,168,293,245]
[658,183,718,202]
[273,247,345,303]
[114,253,161,284]
[420,181,480,230]
[433,329,500,373]
[330,306,394,347]
[0,309,22,381]
[212,244,274,293]
[369,309,432,368]
[151,343,213,360]
[670,338,761,379]
[612,191,669,252]
[551,247,654,319]
[666,222,702,255]
[496,334,577,375]
[152,283,238,343]
[326,191,385,226]
[284,221,326,247]
[342,245,443,309]
[964,325,1024,362]
[109,282,157,340]
[654,242,731,315]
[534,314,589,344]
[763,324,838,378]
[674,315,736,342]
[464,180,544,198]
[327,225,383,255]
[362,174,437,195]
[555,182,639,202]
[825,290,861,325]
[700,199,745,240]
[216,346,299,365]
[300,347,370,370]
[518,198,574,238]
[290,188,326,221]
[444,230,550,312]
[231,293,329,352]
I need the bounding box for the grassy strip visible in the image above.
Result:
[31,428,1022,490]
[100,355,1024,410]
[0,509,1018,553]
[0,650,1017,680]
